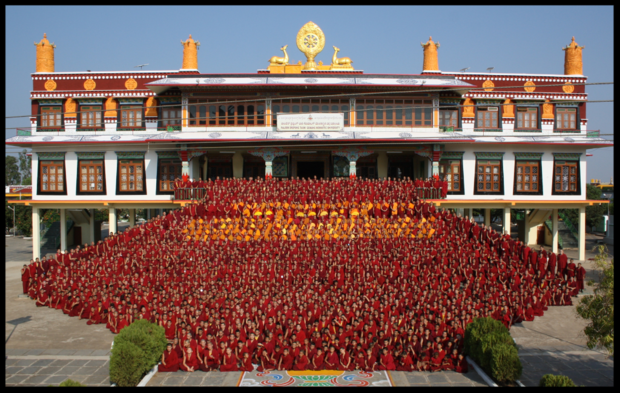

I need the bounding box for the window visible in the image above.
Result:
[516,107,538,129]
[158,159,182,193]
[515,161,540,192]
[40,106,62,128]
[439,160,462,192]
[476,160,502,192]
[188,100,266,126]
[79,160,104,192]
[356,99,432,127]
[554,161,578,192]
[40,160,64,192]
[80,106,102,128]
[439,110,458,128]
[121,106,143,128]
[476,107,499,129]
[162,107,182,126]
[118,160,144,192]
[556,108,577,130]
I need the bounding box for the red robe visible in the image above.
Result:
[159,350,180,372]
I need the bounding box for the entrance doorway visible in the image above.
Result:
[297,161,325,179]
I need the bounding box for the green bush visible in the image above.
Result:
[489,343,522,383]
[539,374,577,387]
[464,317,509,360]
[479,331,516,371]
[57,379,86,387]
[109,320,167,387]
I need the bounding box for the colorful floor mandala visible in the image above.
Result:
[238,368,393,387]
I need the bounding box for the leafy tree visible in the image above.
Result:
[21,175,31,186]
[18,149,31,185]
[585,184,607,230]
[5,155,21,185]
[15,205,32,237]
[575,245,614,356]
[6,200,15,230]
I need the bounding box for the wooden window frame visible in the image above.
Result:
[38,160,66,195]
[157,158,182,194]
[439,159,463,194]
[40,106,63,129]
[516,107,539,130]
[77,159,106,195]
[120,106,143,128]
[188,100,265,127]
[161,106,182,127]
[439,109,458,128]
[79,106,103,129]
[355,98,432,127]
[476,107,500,129]
[475,159,503,194]
[553,160,580,195]
[514,161,542,194]
[555,107,578,131]
[117,159,146,195]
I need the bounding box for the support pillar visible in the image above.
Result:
[60,208,67,252]
[349,161,357,177]
[109,206,117,236]
[504,207,511,235]
[265,161,273,177]
[578,206,586,261]
[129,209,136,227]
[552,208,559,253]
[232,151,244,178]
[377,151,388,179]
[202,158,207,180]
[484,209,491,227]
[32,207,41,260]
[89,209,95,245]
[464,208,471,219]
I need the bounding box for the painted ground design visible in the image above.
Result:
[239,369,392,386]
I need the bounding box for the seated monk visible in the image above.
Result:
[159,343,180,372]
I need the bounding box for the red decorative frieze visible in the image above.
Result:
[501,118,515,124]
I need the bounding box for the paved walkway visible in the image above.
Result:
[5,356,110,387]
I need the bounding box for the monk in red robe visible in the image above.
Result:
[159,343,180,372]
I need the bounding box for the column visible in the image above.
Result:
[202,158,208,180]
[32,207,41,260]
[552,208,559,254]
[464,208,471,219]
[60,208,67,252]
[349,161,357,177]
[89,209,95,244]
[129,209,136,227]
[504,207,511,235]
[484,208,491,227]
[232,151,244,178]
[109,206,118,236]
[265,161,273,177]
[377,151,388,179]
[578,206,586,261]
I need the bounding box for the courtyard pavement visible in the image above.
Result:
[5,232,614,386]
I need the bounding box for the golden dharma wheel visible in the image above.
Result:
[296,21,325,70]
[562,82,575,94]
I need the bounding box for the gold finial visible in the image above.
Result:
[181,34,200,70]
[34,33,56,73]
[296,21,325,70]
[421,36,440,72]
[562,36,584,75]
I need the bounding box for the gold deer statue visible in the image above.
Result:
[269,45,289,66]
[331,46,353,69]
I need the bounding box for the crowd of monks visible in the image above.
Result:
[21,177,587,375]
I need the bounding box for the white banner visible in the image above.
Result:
[276,113,344,132]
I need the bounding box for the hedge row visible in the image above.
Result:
[109,319,167,387]
[464,317,522,383]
